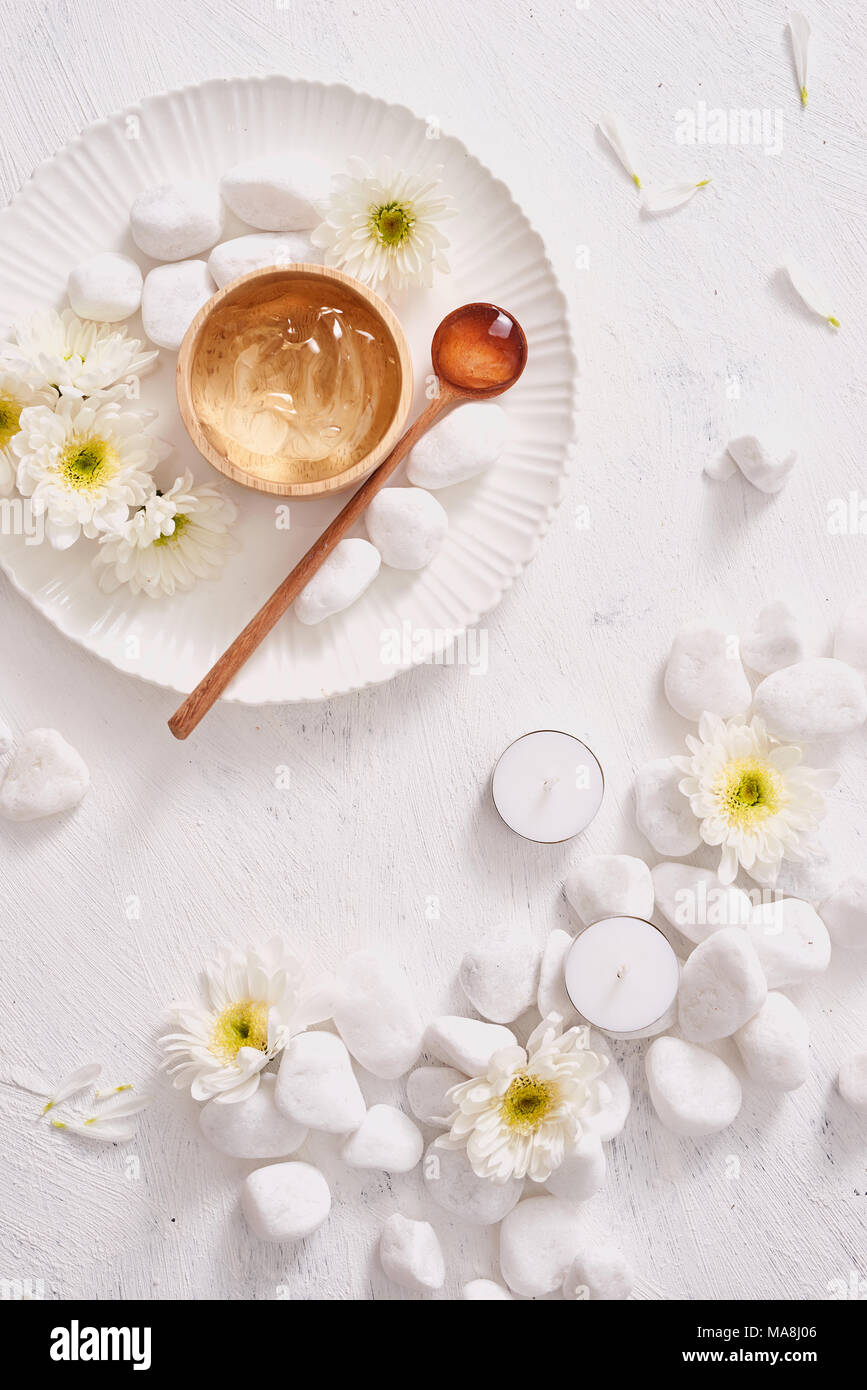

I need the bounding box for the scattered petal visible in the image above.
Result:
[783,258,840,328]
[642,179,711,214]
[789,11,811,107]
[40,1062,101,1115]
[598,113,643,188]
[95,1084,134,1100]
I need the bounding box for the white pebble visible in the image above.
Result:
[332,948,424,1080]
[0,716,13,755]
[834,596,867,683]
[241,1161,330,1241]
[462,1279,513,1300]
[294,538,380,625]
[207,232,321,288]
[645,1036,742,1136]
[67,252,143,323]
[664,622,751,722]
[275,1031,365,1133]
[726,434,797,493]
[747,898,831,987]
[677,927,767,1043]
[565,854,654,926]
[458,924,540,1023]
[425,1016,516,1076]
[199,1074,307,1158]
[753,657,867,742]
[0,728,89,821]
[220,154,328,231]
[537,929,580,1024]
[820,876,867,950]
[406,1065,464,1127]
[424,1143,524,1225]
[499,1197,583,1298]
[837,1053,867,1111]
[379,1213,445,1293]
[364,487,448,570]
[704,451,738,481]
[582,1031,631,1141]
[406,402,510,489]
[740,599,806,675]
[651,863,752,944]
[748,847,838,904]
[141,260,215,352]
[130,181,224,261]
[562,1244,634,1300]
[341,1104,423,1172]
[733,992,810,1091]
[546,1131,606,1202]
[634,758,701,857]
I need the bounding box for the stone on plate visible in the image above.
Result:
[424,1143,523,1226]
[462,1279,513,1300]
[275,1031,365,1133]
[562,1244,634,1300]
[332,948,424,1080]
[740,599,806,675]
[565,854,654,926]
[220,154,329,231]
[379,1213,445,1292]
[425,1016,516,1076]
[645,1036,742,1136]
[651,862,752,944]
[130,180,224,261]
[834,596,867,683]
[207,231,321,288]
[199,1074,307,1158]
[405,401,509,489]
[67,252,143,323]
[294,538,381,625]
[837,1053,867,1111]
[499,1197,584,1298]
[726,435,797,493]
[677,927,767,1043]
[141,259,215,351]
[406,1065,464,1127]
[634,758,701,857]
[0,728,89,821]
[582,1030,631,1141]
[664,622,751,722]
[747,898,831,987]
[537,929,580,1023]
[752,657,867,742]
[458,923,540,1023]
[819,876,867,950]
[545,1131,606,1202]
[364,487,448,570]
[340,1104,423,1172]
[733,992,810,1091]
[241,1161,330,1241]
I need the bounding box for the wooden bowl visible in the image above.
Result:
[176,264,414,498]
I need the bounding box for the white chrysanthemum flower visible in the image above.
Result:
[672,712,838,886]
[311,156,453,297]
[436,1015,608,1184]
[2,308,157,399]
[159,938,332,1104]
[92,469,238,597]
[0,369,57,494]
[12,396,168,549]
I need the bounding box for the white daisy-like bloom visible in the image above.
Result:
[159,938,332,1105]
[0,369,57,494]
[672,712,838,886]
[436,1015,608,1184]
[92,469,238,597]
[311,155,453,298]
[12,395,168,550]
[2,307,157,399]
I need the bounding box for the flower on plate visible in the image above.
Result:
[672,712,838,886]
[0,369,57,494]
[159,938,332,1104]
[93,469,238,597]
[2,308,157,400]
[436,1015,608,1184]
[12,395,168,549]
[311,156,453,297]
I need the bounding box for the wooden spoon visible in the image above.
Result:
[168,302,528,739]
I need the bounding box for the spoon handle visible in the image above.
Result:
[168,385,458,739]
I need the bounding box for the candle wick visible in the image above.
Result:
[616,963,628,980]
[543,777,560,792]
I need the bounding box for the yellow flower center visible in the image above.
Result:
[210,999,269,1063]
[370,201,413,247]
[501,1073,557,1132]
[714,756,781,826]
[153,513,189,547]
[59,435,118,492]
[0,392,22,449]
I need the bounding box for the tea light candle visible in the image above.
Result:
[491,730,604,843]
[564,916,680,1037]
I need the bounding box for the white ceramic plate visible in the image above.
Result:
[0,77,575,703]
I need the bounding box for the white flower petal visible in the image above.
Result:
[598,113,643,188]
[642,180,711,214]
[41,1062,101,1115]
[783,257,840,328]
[789,11,811,107]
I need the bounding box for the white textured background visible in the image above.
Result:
[1,0,866,1301]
